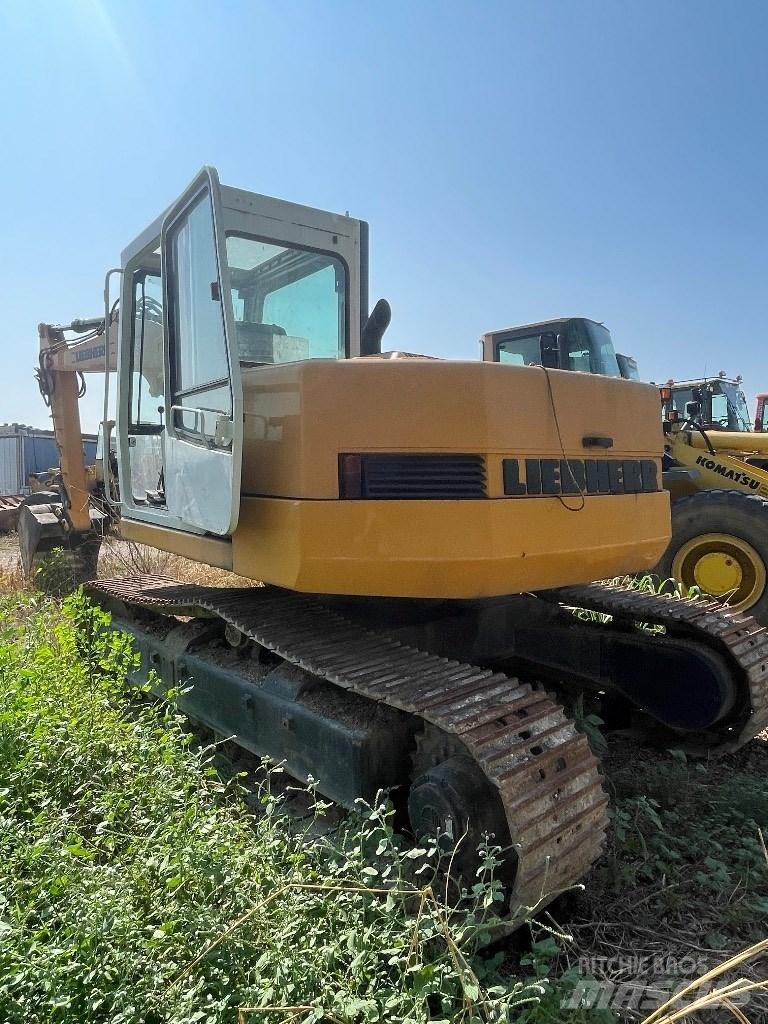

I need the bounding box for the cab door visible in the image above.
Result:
[160,167,243,535]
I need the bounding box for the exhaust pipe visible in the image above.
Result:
[360,298,391,356]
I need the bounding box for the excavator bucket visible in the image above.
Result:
[18,497,105,592]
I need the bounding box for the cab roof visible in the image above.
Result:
[483,316,607,337]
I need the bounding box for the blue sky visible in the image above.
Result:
[1,0,766,431]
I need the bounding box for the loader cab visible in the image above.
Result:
[662,377,751,432]
[481,317,625,377]
[117,166,369,538]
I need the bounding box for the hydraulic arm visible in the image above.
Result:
[665,423,768,500]
[18,317,116,579]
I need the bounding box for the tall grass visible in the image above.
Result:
[0,594,542,1024]
[97,538,253,588]
[0,536,252,595]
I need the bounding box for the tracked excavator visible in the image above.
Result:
[19,168,768,926]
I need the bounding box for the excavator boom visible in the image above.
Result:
[18,319,116,579]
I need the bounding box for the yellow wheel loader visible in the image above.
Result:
[20,169,768,926]
[657,391,768,619]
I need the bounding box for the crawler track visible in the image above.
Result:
[86,575,608,925]
[553,582,768,750]
[86,575,768,919]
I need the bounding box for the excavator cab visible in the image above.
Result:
[481,319,640,382]
[118,166,367,539]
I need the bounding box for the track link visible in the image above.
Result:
[86,575,608,924]
[553,582,768,750]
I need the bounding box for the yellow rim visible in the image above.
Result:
[672,532,767,612]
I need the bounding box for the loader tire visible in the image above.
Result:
[656,489,768,624]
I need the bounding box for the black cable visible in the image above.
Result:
[67,329,100,344]
[35,351,55,407]
[539,365,586,512]
[690,420,716,456]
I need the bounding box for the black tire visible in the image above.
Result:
[656,489,768,625]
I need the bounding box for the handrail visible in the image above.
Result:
[102,268,122,507]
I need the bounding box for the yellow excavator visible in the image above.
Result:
[19,168,768,926]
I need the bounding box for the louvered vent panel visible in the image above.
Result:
[360,454,487,499]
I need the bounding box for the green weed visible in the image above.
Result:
[2,591,765,1023]
[0,594,543,1024]
[599,752,768,941]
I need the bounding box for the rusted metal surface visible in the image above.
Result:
[554,581,768,751]
[87,574,609,925]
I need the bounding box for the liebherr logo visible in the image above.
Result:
[694,454,761,490]
[73,344,106,363]
[503,457,659,497]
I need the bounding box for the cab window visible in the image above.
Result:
[129,271,164,430]
[168,191,231,414]
[226,235,346,364]
[496,335,545,366]
[670,388,694,418]
[710,393,730,428]
[565,321,620,376]
[128,268,166,504]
